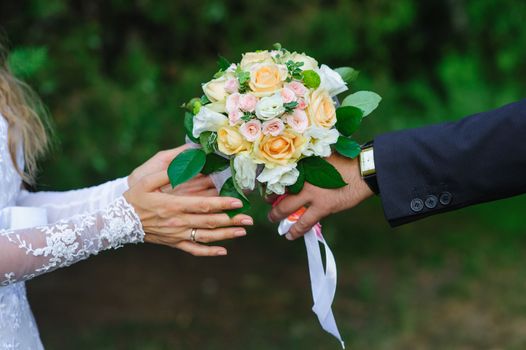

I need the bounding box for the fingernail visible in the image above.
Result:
[231,200,243,209]
[286,233,293,241]
[241,218,253,225]
[234,229,247,237]
[217,249,227,256]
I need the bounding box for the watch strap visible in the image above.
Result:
[360,141,380,195]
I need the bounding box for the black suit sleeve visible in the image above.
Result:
[374,98,526,227]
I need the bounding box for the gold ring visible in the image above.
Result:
[190,228,198,243]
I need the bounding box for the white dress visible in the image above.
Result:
[0,116,145,349]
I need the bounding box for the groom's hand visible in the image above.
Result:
[268,154,373,240]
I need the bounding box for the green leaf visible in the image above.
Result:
[167,149,206,188]
[302,70,321,89]
[302,157,347,189]
[184,112,199,143]
[199,131,217,154]
[283,101,299,113]
[220,177,251,218]
[217,55,231,71]
[334,67,360,84]
[335,106,363,136]
[8,46,48,79]
[201,153,229,175]
[341,91,382,117]
[288,162,305,194]
[335,137,361,159]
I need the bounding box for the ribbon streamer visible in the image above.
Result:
[277,206,345,349]
[205,156,345,348]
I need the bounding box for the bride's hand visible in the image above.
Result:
[128,145,191,188]
[128,145,219,197]
[124,171,253,256]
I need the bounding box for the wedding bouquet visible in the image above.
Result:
[168,44,381,347]
[168,44,381,217]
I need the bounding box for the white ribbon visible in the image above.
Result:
[200,144,345,348]
[278,219,345,348]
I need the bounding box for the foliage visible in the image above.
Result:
[1,0,526,348]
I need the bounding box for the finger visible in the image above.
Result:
[143,213,253,232]
[157,144,191,163]
[175,240,227,257]
[185,213,253,229]
[171,176,216,194]
[287,207,323,240]
[181,196,245,214]
[139,171,170,191]
[268,193,311,223]
[193,227,247,243]
[192,188,219,197]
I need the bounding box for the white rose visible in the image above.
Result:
[289,52,319,70]
[303,127,339,157]
[255,94,285,120]
[317,64,348,97]
[206,101,227,114]
[240,51,273,70]
[192,106,228,138]
[257,164,300,195]
[233,152,258,191]
[203,76,228,102]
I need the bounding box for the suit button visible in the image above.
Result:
[410,198,424,212]
[424,195,438,209]
[439,192,452,205]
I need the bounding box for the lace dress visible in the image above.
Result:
[0,116,145,349]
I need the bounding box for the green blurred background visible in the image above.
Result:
[2,0,526,349]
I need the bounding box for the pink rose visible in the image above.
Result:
[297,98,308,110]
[286,81,308,97]
[239,93,258,112]
[262,118,285,136]
[286,109,309,133]
[225,78,240,94]
[280,88,296,104]
[229,109,242,125]
[226,93,241,114]
[240,119,262,142]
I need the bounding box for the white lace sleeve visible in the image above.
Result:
[16,177,129,223]
[0,196,144,286]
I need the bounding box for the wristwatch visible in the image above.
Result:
[359,141,379,195]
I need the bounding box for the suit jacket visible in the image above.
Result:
[374,98,526,227]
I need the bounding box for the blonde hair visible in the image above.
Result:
[0,44,51,185]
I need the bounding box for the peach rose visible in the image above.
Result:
[217,126,250,155]
[249,63,287,96]
[254,130,306,167]
[306,89,336,128]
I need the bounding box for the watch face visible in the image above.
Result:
[360,148,376,175]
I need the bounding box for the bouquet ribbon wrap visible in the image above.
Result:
[208,166,345,348]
